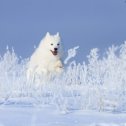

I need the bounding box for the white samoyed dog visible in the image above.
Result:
[27,32,63,82]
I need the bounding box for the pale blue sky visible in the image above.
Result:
[0,0,126,61]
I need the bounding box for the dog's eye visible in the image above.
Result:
[57,43,60,46]
[51,43,53,46]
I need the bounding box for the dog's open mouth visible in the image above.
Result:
[50,50,58,56]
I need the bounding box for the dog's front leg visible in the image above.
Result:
[55,60,64,73]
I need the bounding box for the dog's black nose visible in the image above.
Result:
[54,48,58,51]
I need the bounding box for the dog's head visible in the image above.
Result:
[44,32,61,56]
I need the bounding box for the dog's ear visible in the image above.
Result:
[56,32,59,37]
[46,32,50,37]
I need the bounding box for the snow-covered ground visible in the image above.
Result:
[1,43,126,125]
[0,105,126,126]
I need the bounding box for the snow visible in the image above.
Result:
[1,42,126,125]
[0,105,126,126]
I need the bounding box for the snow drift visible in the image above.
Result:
[0,42,126,113]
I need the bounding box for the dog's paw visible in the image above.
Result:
[55,60,63,73]
[56,67,63,73]
[56,60,63,68]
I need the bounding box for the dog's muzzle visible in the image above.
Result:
[50,50,58,56]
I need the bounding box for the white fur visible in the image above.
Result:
[27,32,63,81]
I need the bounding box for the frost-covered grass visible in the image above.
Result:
[0,42,126,113]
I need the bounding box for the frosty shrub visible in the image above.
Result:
[0,42,126,112]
